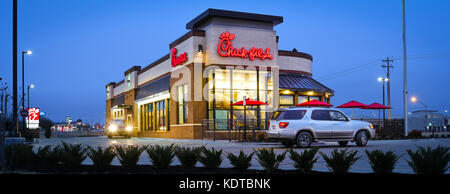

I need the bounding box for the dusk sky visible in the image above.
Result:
[1,0,449,123]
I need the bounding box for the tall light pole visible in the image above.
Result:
[402,0,408,136]
[378,77,388,125]
[27,84,34,129]
[21,50,32,133]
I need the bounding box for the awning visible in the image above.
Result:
[279,74,334,94]
[135,75,170,101]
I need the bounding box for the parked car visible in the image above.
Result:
[267,107,375,148]
[106,119,132,138]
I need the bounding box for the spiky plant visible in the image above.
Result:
[406,146,450,174]
[255,148,286,173]
[175,146,202,168]
[146,144,175,169]
[113,144,146,169]
[320,149,360,174]
[199,147,223,169]
[365,149,400,174]
[87,146,116,172]
[4,143,36,170]
[35,145,63,170]
[60,142,87,171]
[226,150,254,171]
[289,147,319,173]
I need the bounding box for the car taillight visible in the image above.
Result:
[279,122,289,128]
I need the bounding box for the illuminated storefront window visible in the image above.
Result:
[208,68,273,130]
[177,85,188,124]
[280,95,294,108]
[139,99,168,131]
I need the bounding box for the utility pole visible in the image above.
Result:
[382,57,393,119]
[402,0,408,136]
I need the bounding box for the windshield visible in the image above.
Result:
[110,119,124,126]
[272,110,307,121]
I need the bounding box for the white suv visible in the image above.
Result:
[267,107,375,148]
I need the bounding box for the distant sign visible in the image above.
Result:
[27,108,40,129]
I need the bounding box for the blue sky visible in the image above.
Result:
[1,0,449,123]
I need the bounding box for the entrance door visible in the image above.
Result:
[310,110,333,139]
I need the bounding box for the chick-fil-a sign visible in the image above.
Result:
[171,48,188,67]
[217,32,273,61]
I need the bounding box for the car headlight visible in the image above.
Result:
[369,124,374,129]
[126,126,132,131]
[109,125,117,132]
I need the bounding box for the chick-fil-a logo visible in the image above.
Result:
[217,32,273,61]
[171,48,188,67]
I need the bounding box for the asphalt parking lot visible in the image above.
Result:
[34,136,450,174]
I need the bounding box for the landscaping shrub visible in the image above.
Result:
[320,149,360,174]
[35,145,63,170]
[146,144,175,169]
[114,144,146,169]
[226,150,253,171]
[199,147,223,169]
[408,130,422,138]
[4,143,36,170]
[175,146,202,168]
[60,142,87,171]
[288,147,319,173]
[87,146,116,172]
[406,146,450,174]
[365,149,400,174]
[255,148,286,173]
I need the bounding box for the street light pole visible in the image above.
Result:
[378,77,387,124]
[21,50,31,134]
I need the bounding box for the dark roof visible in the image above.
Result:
[279,74,334,94]
[135,75,170,100]
[186,9,283,29]
[278,50,313,61]
[112,93,125,107]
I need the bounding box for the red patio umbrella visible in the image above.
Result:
[296,99,332,107]
[362,103,391,129]
[232,98,268,141]
[232,98,268,106]
[336,100,368,119]
[336,100,368,108]
[362,103,391,109]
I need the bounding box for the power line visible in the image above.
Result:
[317,52,450,81]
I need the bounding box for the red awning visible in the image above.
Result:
[296,100,332,107]
[362,103,391,109]
[336,100,368,108]
[232,98,268,106]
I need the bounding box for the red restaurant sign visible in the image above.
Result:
[171,48,188,67]
[217,32,273,61]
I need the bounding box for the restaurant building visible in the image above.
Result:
[106,9,334,139]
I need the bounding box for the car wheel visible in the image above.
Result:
[355,131,369,147]
[296,132,312,148]
[338,141,348,147]
[281,140,294,147]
